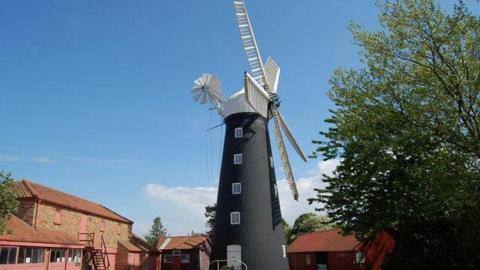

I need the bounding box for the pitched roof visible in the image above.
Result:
[0,215,82,246]
[288,228,361,253]
[156,235,209,250]
[15,180,132,224]
[119,234,159,253]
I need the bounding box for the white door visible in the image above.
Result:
[227,245,242,269]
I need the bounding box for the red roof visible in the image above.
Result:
[288,228,361,253]
[156,235,209,250]
[0,215,82,246]
[119,234,159,253]
[15,180,132,224]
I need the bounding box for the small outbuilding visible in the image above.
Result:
[287,228,395,270]
[156,235,211,270]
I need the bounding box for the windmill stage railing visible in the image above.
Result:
[209,259,248,270]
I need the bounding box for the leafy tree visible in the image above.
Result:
[309,0,480,269]
[0,172,18,235]
[281,218,290,243]
[204,203,216,236]
[286,213,334,244]
[144,217,167,246]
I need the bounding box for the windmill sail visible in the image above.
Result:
[264,57,280,93]
[244,72,271,119]
[234,0,268,88]
[277,110,307,162]
[273,111,299,200]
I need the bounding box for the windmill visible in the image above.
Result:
[191,1,306,269]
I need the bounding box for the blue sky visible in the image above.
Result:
[1,0,478,235]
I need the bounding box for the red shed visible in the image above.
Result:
[287,228,395,270]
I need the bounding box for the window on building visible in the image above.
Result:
[50,249,65,263]
[181,254,190,263]
[0,247,17,264]
[232,183,241,195]
[234,127,243,138]
[305,254,312,265]
[270,156,274,168]
[355,252,365,264]
[68,249,82,263]
[163,255,172,263]
[274,184,278,198]
[234,154,242,165]
[18,247,45,264]
[282,245,286,258]
[117,223,122,235]
[172,250,181,256]
[100,219,105,232]
[230,212,240,225]
[54,208,62,225]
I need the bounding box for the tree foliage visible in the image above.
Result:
[310,0,480,269]
[144,217,167,246]
[0,172,18,235]
[204,203,216,237]
[285,213,334,244]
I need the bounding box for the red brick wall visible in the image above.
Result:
[115,244,129,270]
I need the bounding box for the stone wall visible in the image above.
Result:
[35,202,131,249]
[15,199,36,226]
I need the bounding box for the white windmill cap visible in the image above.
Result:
[222,88,256,118]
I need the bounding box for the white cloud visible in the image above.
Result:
[31,157,56,164]
[142,184,217,235]
[278,159,340,225]
[141,159,339,235]
[0,154,22,162]
[0,153,55,164]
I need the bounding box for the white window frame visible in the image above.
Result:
[234,127,243,138]
[172,250,181,256]
[230,212,240,225]
[274,184,278,198]
[355,252,365,264]
[232,183,241,195]
[269,156,274,168]
[306,254,312,265]
[234,154,243,165]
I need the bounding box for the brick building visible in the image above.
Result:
[156,235,211,270]
[0,180,160,270]
[287,228,395,270]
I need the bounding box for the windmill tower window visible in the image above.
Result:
[234,154,243,164]
[234,127,243,138]
[232,183,241,194]
[230,212,241,225]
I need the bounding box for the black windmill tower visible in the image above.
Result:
[191,1,307,269]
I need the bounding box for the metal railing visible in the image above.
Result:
[100,234,110,269]
[78,232,95,248]
[210,259,248,270]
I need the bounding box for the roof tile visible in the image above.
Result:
[15,180,131,224]
[0,215,82,246]
[156,235,208,250]
[288,228,361,253]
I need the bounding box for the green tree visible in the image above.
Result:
[281,218,290,243]
[144,217,167,246]
[204,203,216,236]
[286,213,334,244]
[0,172,18,234]
[309,0,480,269]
